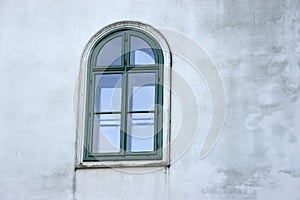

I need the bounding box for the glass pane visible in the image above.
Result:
[94,74,122,113]
[97,36,122,66]
[126,113,154,152]
[128,73,155,111]
[92,114,121,153]
[130,36,155,65]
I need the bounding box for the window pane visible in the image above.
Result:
[92,114,121,153]
[130,36,155,65]
[97,36,122,66]
[94,74,122,113]
[126,113,154,152]
[128,73,155,111]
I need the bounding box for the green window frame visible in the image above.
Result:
[83,28,164,161]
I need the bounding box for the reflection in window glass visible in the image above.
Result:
[126,72,156,152]
[92,114,121,153]
[94,74,122,113]
[126,113,154,152]
[128,73,155,111]
[97,36,122,66]
[130,36,155,65]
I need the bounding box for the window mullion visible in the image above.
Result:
[120,72,128,155]
[120,32,130,155]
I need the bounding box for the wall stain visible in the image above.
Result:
[202,167,276,200]
[278,169,300,178]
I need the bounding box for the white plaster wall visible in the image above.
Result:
[0,0,299,199]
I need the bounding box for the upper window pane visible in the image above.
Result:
[128,73,156,111]
[94,74,122,112]
[97,36,122,66]
[130,36,155,65]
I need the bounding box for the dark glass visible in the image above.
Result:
[97,36,122,66]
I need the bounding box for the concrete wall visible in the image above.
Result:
[0,0,299,199]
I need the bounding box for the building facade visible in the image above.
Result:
[0,0,300,199]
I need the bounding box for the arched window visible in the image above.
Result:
[77,22,171,166]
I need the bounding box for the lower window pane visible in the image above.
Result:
[92,114,121,153]
[126,113,154,152]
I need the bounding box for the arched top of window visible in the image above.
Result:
[97,35,123,66]
[89,27,164,68]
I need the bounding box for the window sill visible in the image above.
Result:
[76,159,169,169]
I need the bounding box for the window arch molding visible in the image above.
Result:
[76,21,171,168]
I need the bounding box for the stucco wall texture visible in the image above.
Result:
[0,0,299,199]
